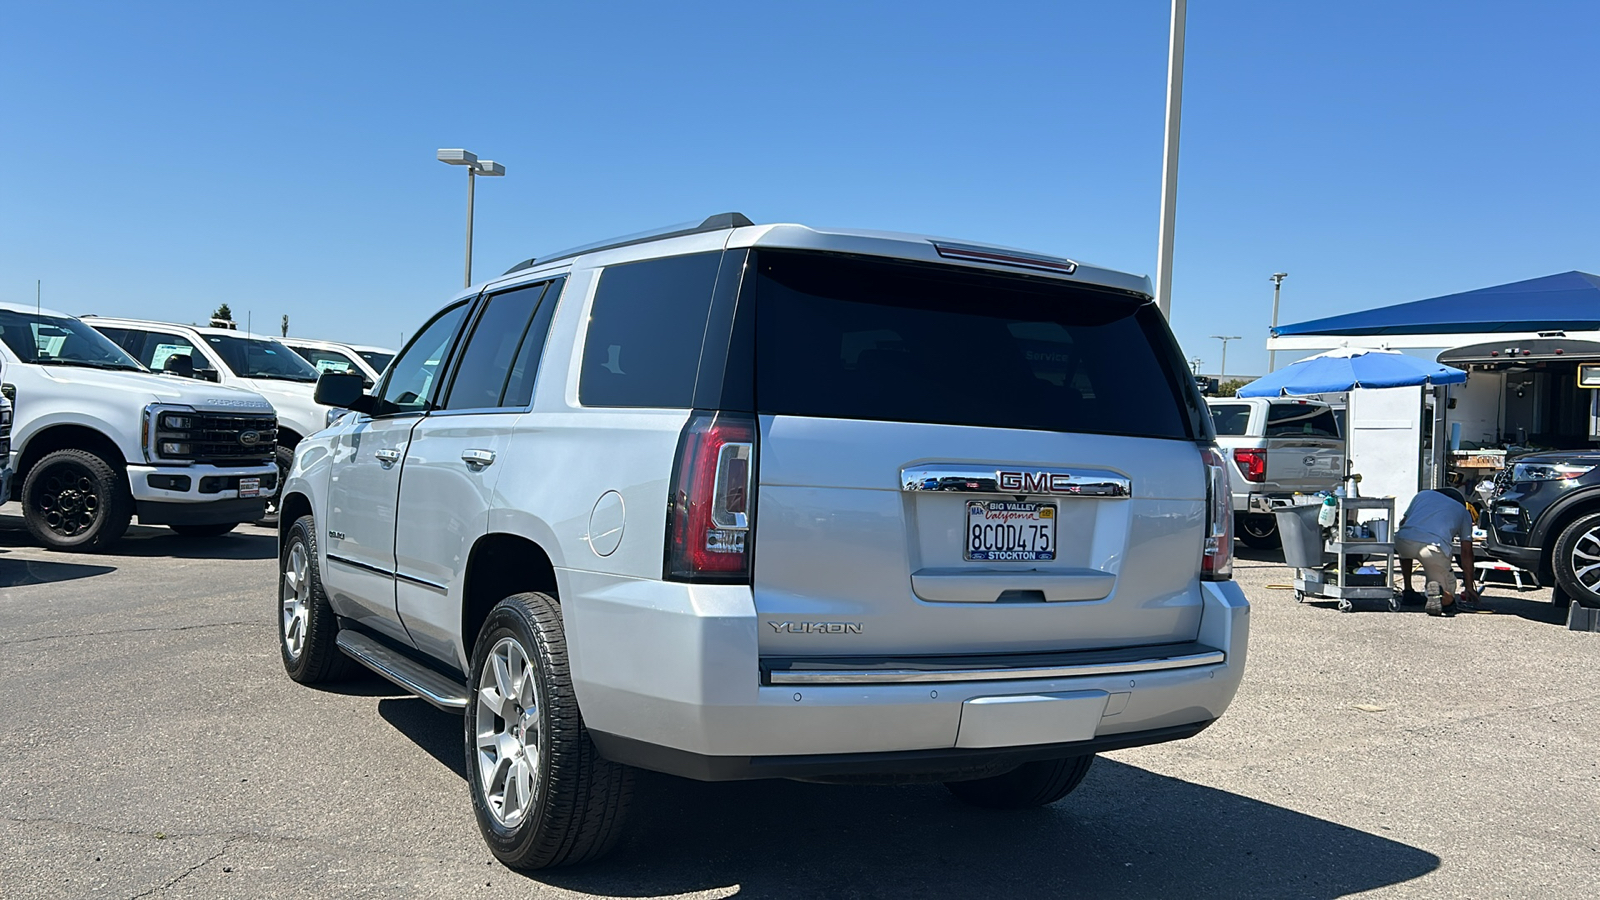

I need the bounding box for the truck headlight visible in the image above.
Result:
[159,413,195,430]
[1511,462,1595,482]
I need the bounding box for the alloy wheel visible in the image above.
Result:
[1568,525,1600,593]
[32,461,101,538]
[281,541,311,660]
[475,636,541,828]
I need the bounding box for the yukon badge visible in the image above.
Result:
[769,621,863,635]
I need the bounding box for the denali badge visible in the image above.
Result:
[768,621,863,635]
[239,430,262,446]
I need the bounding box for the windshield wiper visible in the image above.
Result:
[31,358,142,371]
[250,373,317,382]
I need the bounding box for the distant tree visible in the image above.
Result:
[281,314,289,337]
[212,303,233,323]
[1218,378,1249,397]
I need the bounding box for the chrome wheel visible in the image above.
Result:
[281,541,311,661]
[1568,526,1600,593]
[475,636,540,828]
[31,462,101,538]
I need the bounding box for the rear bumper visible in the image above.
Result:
[564,571,1249,779]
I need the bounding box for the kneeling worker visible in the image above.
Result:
[1395,487,1479,616]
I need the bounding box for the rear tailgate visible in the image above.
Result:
[1261,402,1343,492]
[745,249,1211,659]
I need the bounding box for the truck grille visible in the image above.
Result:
[154,412,277,465]
[0,401,12,462]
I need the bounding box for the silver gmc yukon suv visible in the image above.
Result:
[278,214,1250,869]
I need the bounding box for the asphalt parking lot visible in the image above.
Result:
[1,512,1596,899]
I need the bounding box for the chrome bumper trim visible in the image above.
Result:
[767,649,1226,685]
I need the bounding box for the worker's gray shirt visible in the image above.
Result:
[1395,490,1474,549]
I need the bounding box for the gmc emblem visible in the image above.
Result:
[998,471,1082,493]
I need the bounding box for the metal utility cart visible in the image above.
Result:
[1277,496,1399,612]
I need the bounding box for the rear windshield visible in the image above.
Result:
[751,251,1201,440]
[1209,403,1252,436]
[1265,403,1340,438]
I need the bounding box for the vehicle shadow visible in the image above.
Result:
[0,557,116,588]
[1473,591,1568,626]
[112,524,278,561]
[377,699,1440,899]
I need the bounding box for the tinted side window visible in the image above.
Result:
[1265,404,1340,438]
[376,301,471,415]
[443,281,551,411]
[752,251,1194,439]
[1209,404,1252,436]
[580,253,721,408]
[501,278,565,408]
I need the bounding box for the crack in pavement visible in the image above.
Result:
[0,621,270,647]
[127,838,234,899]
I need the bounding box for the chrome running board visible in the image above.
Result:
[335,631,470,711]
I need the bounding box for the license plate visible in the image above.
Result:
[238,477,261,499]
[965,500,1056,561]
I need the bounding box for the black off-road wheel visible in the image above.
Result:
[21,449,133,553]
[170,522,237,538]
[466,592,634,870]
[1552,512,1600,610]
[1236,513,1282,549]
[944,754,1095,809]
[279,514,356,683]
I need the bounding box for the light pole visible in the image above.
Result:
[1211,335,1241,380]
[1154,0,1187,319]
[437,149,506,288]
[1268,272,1288,372]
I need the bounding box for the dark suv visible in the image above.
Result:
[1485,451,1600,609]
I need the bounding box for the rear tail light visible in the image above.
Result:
[1201,444,1234,581]
[1232,448,1267,483]
[665,410,756,583]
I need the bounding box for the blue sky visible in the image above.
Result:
[3,1,1596,376]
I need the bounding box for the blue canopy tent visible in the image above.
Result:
[1273,271,1600,338]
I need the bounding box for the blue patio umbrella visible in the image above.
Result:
[1238,348,1466,397]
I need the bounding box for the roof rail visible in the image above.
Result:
[502,212,755,276]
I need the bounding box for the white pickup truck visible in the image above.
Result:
[1,302,279,551]
[1206,397,1344,548]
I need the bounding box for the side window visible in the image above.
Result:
[375,301,471,415]
[442,281,554,411]
[580,252,721,408]
[128,330,215,375]
[1209,404,1253,436]
[501,278,565,408]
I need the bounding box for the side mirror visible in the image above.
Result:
[314,371,371,411]
[162,354,195,378]
[200,368,221,383]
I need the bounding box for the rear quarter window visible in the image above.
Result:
[579,252,722,408]
[751,251,1199,440]
[1209,404,1252,436]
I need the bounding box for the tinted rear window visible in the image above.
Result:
[1265,403,1340,438]
[752,251,1198,439]
[1209,404,1252,436]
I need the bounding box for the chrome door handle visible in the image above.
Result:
[462,449,496,470]
[374,449,401,468]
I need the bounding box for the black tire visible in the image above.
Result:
[21,448,133,553]
[278,514,356,683]
[944,754,1095,809]
[1236,513,1282,549]
[170,522,237,538]
[1551,512,1600,610]
[466,592,633,870]
[259,444,294,526]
